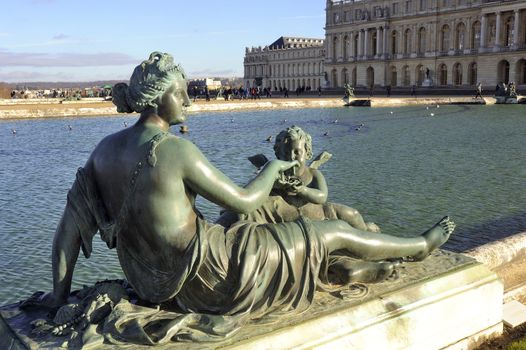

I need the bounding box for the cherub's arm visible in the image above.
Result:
[292,168,328,205]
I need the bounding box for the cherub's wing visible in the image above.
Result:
[309,151,332,169]
[248,154,270,169]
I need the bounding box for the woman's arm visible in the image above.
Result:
[292,169,328,205]
[177,139,297,213]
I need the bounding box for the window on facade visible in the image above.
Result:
[489,21,496,45]
[390,67,397,86]
[331,69,338,88]
[453,63,462,85]
[402,66,410,86]
[505,17,514,47]
[354,35,359,57]
[342,69,349,84]
[442,0,450,7]
[372,32,378,56]
[519,59,526,84]
[419,0,426,11]
[456,23,466,51]
[441,25,450,51]
[374,6,382,18]
[404,29,412,54]
[472,21,481,49]
[355,9,362,20]
[333,36,338,60]
[416,65,425,85]
[469,63,477,85]
[418,27,426,54]
[391,31,398,54]
[405,1,412,13]
[334,13,340,23]
[440,64,448,85]
[344,35,350,60]
[392,3,398,15]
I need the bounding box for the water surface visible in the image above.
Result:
[0,105,524,304]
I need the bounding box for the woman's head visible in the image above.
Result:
[112,52,187,114]
[274,126,313,164]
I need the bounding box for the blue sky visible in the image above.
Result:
[0,0,326,82]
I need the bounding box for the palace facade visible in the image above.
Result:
[325,0,526,88]
[243,37,325,90]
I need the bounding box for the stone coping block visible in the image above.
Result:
[0,251,503,349]
[465,231,526,270]
[226,258,503,350]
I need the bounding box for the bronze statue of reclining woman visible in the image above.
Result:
[26,52,455,345]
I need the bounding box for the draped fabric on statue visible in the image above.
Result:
[101,218,329,344]
[64,132,333,345]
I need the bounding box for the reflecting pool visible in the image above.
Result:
[0,104,525,304]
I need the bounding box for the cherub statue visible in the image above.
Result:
[233,126,379,233]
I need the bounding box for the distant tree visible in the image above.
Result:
[0,82,11,99]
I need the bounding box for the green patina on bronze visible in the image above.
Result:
[20,52,455,347]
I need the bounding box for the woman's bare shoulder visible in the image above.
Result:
[163,135,201,155]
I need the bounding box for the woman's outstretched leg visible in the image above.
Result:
[312,216,455,261]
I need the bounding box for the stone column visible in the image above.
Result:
[480,15,487,52]
[396,26,405,57]
[346,32,351,61]
[513,9,520,48]
[376,27,382,58]
[327,35,333,61]
[466,17,473,51]
[412,24,417,56]
[462,63,470,86]
[494,12,502,51]
[349,31,355,60]
[364,28,370,59]
[358,30,363,59]
[383,26,388,59]
[431,21,437,52]
[339,33,344,61]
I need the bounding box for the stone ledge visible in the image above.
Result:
[0,251,503,349]
[223,262,502,350]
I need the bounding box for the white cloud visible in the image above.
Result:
[189,68,240,78]
[52,33,69,40]
[0,50,138,67]
[0,70,70,82]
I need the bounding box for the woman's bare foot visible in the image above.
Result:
[330,259,399,284]
[412,216,455,261]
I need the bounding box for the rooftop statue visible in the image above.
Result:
[22,52,455,347]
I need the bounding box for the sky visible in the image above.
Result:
[0,0,326,83]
